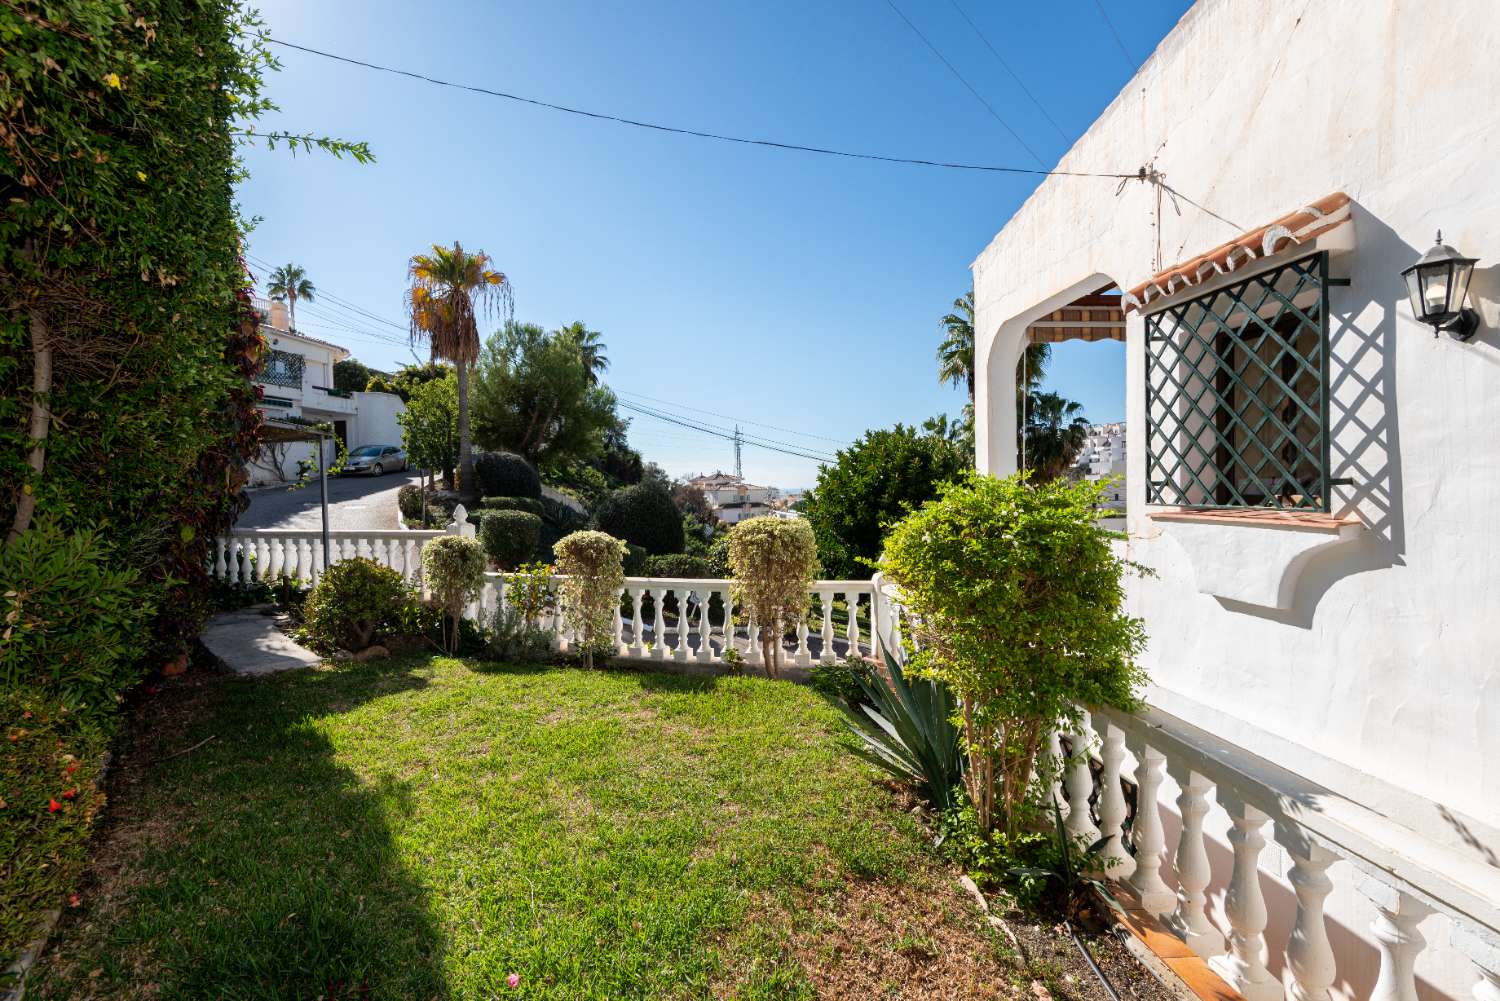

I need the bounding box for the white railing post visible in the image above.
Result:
[818,589,835,665]
[1275,823,1339,1001]
[1166,761,1226,958]
[447,504,475,539]
[629,587,645,657]
[1360,878,1432,1001]
[696,589,712,663]
[845,589,862,659]
[650,587,667,660]
[1126,738,1175,915]
[1093,718,1136,878]
[1064,713,1102,846]
[1453,926,1500,1001]
[1211,796,1284,1001]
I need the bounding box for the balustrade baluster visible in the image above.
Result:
[1127,739,1175,915]
[1093,718,1136,878]
[746,611,762,670]
[721,590,737,660]
[629,588,645,657]
[794,605,811,667]
[300,538,315,582]
[1453,926,1500,1001]
[613,586,627,655]
[239,539,255,582]
[651,588,667,659]
[819,590,835,664]
[1360,880,1432,1001]
[1210,797,1283,1001]
[696,589,712,662]
[1276,823,1338,1001]
[1064,714,1101,846]
[223,539,239,584]
[669,590,686,662]
[845,591,861,658]
[1166,762,1225,957]
[1045,729,1068,819]
[213,538,227,580]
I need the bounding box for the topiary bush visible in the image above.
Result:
[299,558,409,655]
[552,531,626,669]
[422,536,486,655]
[643,554,717,579]
[0,518,150,715]
[593,481,684,555]
[398,484,425,521]
[728,516,819,679]
[880,472,1147,839]
[473,450,542,500]
[481,495,546,517]
[479,510,544,571]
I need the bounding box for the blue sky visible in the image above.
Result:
[238,0,1191,488]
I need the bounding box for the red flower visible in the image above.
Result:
[66,762,79,774]
[68,893,81,908]
[62,787,78,800]
[48,799,61,813]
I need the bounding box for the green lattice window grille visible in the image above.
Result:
[1144,251,1331,511]
[261,348,304,389]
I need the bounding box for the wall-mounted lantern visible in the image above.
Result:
[1402,231,1480,340]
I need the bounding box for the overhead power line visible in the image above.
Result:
[880,0,1045,167]
[1091,0,1138,72]
[258,35,1135,180]
[945,0,1070,144]
[617,399,836,464]
[615,389,850,446]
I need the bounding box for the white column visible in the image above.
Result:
[1360,879,1432,1001]
[629,588,645,657]
[696,590,712,663]
[1093,718,1136,878]
[1166,762,1225,958]
[746,611,763,670]
[844,590,861,659]
[718,589,734,659]
[1275,823,1338,1001]
[1127,739,1175,915]
[794,607,811,667]
[1452,925,1500,1001]
[213,538,228,580]
[1211,798,1283,1001]
[819,590,835,665]
[614,586,627,656]
[650,588,667,660]
[673,589,690,662]
[1064,714,1101,846]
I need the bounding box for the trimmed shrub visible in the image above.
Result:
[473,450,542,500]
[593,481,684,555]
[479,510,544,571]
[398,484,425,521]
[0,519,149,714]
[622,543,648,576]
[553,531,626,669]
[1,690,111,964]
[422,536,486,654]
[881,472,1147,838]
[299,558,408,654]
[643,554,717,579]
[481,495,545,517]
[728,516,819,679]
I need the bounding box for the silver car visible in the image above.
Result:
[343,445,407,476]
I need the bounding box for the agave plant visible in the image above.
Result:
[842,647,964,814]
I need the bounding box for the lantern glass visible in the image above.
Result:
[1418,262,1454,320]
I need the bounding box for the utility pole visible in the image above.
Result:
[733,425,743,479]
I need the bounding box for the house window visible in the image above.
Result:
[1144,252,1331,511]
[262,348,304,390]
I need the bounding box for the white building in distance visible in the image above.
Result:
[686,471,788,525]
[1074,421,1125,507]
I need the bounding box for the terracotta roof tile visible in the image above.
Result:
[1123,192,1351,311]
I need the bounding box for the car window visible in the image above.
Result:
[351,446,381,457]
[383,447,397,455]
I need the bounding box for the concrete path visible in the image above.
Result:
[200,607,322,675]
[236,469,420,531]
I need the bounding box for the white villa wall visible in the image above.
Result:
[350,391,405,450]
[971,2,1500,998]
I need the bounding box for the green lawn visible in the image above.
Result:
[31,656,1020,1000]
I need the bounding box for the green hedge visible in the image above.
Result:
[593,482,684,555]
[479,510,544,571]
[642,554,718,579]
[481,496,545,517]
[473,451,542,500]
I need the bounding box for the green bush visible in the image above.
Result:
[479,510,544,571]
[642,554,717,579]
[809,655,875,707]
[481,495,546,517]
[540,495,590,533]
[1,690,111,966]
[593,481,684,555]
[881,472,1147,838]
[0,519,150,714]
[622,543,648,576]
[728,516,819,679]
[552,531,626,669]
[398,484,425,520]
[299,558,409,654]
[422,536,486,655]
[473,451,542,500]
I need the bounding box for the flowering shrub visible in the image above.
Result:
[881,472,1146,838]
[422,537,486,655]
[552,531,626,669]
[0,690,109,964]
[727,517,819,679]
[299,558,408,655]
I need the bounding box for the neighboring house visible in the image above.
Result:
[686,472,786,525]
[971,3,1498,1001]
[1073,422,1126,508]
[248,297,406,486]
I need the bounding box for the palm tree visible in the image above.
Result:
[937,289,1050,407]
[407,242,512,500]
[1024,391,1090,481]
[557,321,608,385]
[267,263,315,332]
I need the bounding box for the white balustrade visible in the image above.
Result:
[1362,880,1432,1001]
[1277,823,1338,1001]
[1167,761,1225,958]
[1063,714,1101,846]
[1211,796,1284,1001]
[1093,717,1137,878]
[1126,737,1175,915]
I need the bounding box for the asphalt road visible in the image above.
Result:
[235,469,421,531]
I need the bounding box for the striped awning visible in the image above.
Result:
[1026,290,1125,343]
[1123,192,1352,311]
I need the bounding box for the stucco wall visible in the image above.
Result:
[971,2,1500,997]
[349,391,405,451]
